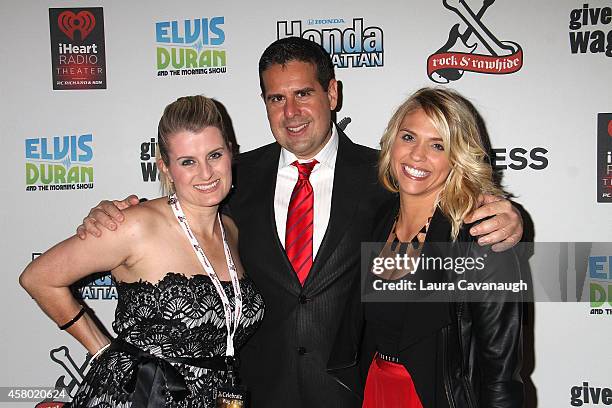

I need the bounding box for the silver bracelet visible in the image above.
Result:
[91,343,111,361]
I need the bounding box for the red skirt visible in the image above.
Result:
[363,354,423,408]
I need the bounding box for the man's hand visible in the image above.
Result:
[464,194,523,252]
[76,195,140,239]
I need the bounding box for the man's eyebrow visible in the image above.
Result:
[294,87,315,94]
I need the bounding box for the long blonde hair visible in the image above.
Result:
[378,87,504,240]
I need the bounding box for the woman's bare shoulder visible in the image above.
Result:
[119,197,172,236]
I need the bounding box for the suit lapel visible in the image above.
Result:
[248,144,302,294]
[303,130,361,289]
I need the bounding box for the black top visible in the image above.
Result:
[68,273,265,408]
[366,218,431,357]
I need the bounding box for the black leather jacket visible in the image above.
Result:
[327,197,524,408]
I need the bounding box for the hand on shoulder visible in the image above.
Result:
[118,197,169,236]
[76,195,141,239]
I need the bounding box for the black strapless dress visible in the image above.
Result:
[67,272,265,407]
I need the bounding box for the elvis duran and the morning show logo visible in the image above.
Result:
[427,0,523,83]
[277,17,384,68]
[25,134,94,192]
[589,254,612,315]
[556,246,612,316]
[155,16,227,77]
[569,3,612,57]
[598,113,612,203]
[49,8,106,90]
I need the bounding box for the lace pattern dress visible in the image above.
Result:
[67,272,265,408]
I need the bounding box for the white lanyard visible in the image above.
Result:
[168,194,242,357]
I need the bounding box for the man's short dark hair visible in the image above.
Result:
[258,36,335,95]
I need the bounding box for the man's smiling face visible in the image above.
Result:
[261,60,338,159]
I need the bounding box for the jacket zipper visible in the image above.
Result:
[456,302,477,408]
[442,326,457,408]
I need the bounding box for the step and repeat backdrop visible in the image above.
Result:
[1,0,611,407]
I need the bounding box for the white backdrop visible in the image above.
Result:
[1,0,611,407]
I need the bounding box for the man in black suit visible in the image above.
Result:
[78,37,523,407]
[229,38,393,407]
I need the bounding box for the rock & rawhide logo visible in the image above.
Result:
[35,346,92,407]
[155,16,227,77]
[427,0,523,83]
[49,8,106,90]
[25,134,94,192]
[277,17,384,68]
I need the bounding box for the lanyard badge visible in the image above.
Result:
[168,195,249,405]
[215,356,248,407]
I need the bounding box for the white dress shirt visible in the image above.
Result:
[274,126,339,260]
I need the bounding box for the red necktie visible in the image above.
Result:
[285,160,318,285]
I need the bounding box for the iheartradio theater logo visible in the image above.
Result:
[597,113,612,203]
[427,0,523,83]
[49,8,107,90]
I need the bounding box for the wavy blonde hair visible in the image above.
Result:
[378,87,504,240]
[156,95,228,195]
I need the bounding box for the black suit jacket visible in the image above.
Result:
[228,129,391,407]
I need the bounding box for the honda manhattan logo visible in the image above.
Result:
[277,17,383,68]
[427,0,523,83]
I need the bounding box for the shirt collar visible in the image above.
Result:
[278,124,339,170]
